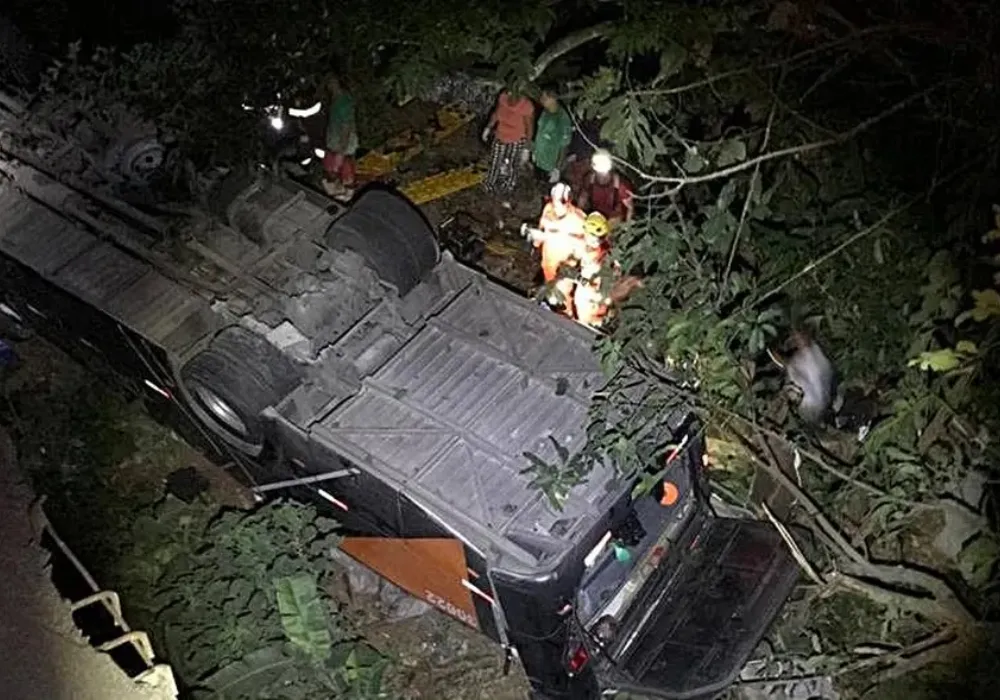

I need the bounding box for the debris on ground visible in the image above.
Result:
[330,547,382,597]
[356,102,478,181]
[736,656,840,700]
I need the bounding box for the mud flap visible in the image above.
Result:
[611,517,801,699]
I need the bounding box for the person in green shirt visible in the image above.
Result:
[322,75,359,198]
[532,91,573,184]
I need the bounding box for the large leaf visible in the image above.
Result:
[338,645,390,698]
[955,288,1000,324]
[274,574,333,662]
[683,149,707,173]
[715,138,747,167]
[193,645,296,699]
[908,349,960,372]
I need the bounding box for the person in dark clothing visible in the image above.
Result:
[564,118,602,193]
[577,149,635,225]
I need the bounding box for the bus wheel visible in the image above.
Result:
[180,326,302,456]
[326,187,440,296]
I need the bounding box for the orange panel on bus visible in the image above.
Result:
[339,536,480,629]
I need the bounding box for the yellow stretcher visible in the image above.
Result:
[355,102,477,178]
[400,166,484,205]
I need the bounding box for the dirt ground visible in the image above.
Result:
[329,572,530,700]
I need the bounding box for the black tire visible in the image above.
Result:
[180,326,302,455]
[325,186,440,296]
[212,170,299,245]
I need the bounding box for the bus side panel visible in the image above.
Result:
[287,422,499,636]
[398,494,500,642]
[0,250,235,466]
[1,252,153,389]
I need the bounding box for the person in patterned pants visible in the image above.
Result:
[481,88,535,203]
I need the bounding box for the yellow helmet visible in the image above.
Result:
[584,212,610,237]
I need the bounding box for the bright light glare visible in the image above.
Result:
[317,489,349,511]
[313,147,326,158]
[269,115,285,131]
[0,302,22,322]
[144,379,172,400]
[300,157,312,166]
[591,150,613,175]
[288,101,322,118]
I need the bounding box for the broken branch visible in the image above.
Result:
[629,354,978,625]
[834,627,959,680]
[762,501,826,585]
[736,427,978,626]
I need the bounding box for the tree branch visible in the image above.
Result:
[762,501,826,585]
[833,627,959,680]
[628,357,980,635]
[529,22,615,82]
[625,82,947,185]
[728,425,978,626]
[631,23,930,99]
[718,87,778,306]
[751,151,981,308]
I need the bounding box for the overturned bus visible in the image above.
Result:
[0,91,800,699]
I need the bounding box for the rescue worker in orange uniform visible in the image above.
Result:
[532,182,586,316]
[572,212,645,327]
[573,212,614,327]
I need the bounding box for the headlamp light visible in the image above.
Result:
[591,150,613,175]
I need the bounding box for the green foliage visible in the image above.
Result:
[517,5,1000,623]
[31,0,569,171]
[24,0,1000,647]
[192,646,297,700]
[155,502,338,679]
[4,362,389,697]
[8,379,151,578]
[135,499,391,698]
[522,436,590,510]
[275,574,333,662]
[957,534,1000,589]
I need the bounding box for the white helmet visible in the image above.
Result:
[550,182,571,202]
[591,149,613,175]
